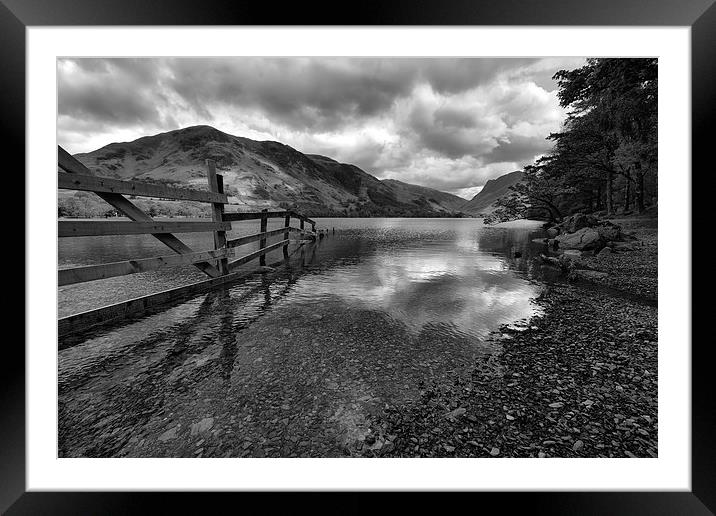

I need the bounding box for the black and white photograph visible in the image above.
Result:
[56,56,659,460]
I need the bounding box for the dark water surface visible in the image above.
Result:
[58,218,548,457]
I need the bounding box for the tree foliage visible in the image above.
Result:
[486,58,657,224]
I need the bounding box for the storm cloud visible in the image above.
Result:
[57,57,585,198]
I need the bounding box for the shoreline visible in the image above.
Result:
[356,218,658,458]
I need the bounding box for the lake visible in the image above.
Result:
[58,217,549,457]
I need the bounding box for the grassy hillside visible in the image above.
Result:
[67,125,468,218]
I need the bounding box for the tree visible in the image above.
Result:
[485,163,575,224]
[485,58,657,224]
[554,58,657,214]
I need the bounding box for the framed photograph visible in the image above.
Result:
[5,0,713,512]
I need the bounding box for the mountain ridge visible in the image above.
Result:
[71,125,468,218]
[381,178,467,212]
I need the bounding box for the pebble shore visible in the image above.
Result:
[357,220,658,458]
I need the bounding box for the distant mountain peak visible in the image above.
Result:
[459,170,524,216]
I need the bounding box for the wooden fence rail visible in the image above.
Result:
[224,210,316,226]
[57,145,319,336]
[59,220,232,237]
[58,172,228,204]
[227,227,301,248]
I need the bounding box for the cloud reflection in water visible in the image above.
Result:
[290,235,541,340]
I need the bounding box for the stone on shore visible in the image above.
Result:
[551,214,625,252]
[190,417,214,436]
[158,426,178,442]
[445,407,466,420]
[558,213,598,234]
[596,223,621,242]
[555,227,603,251]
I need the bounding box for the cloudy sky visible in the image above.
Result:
[58,57,585,199]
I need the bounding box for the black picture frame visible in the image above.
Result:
[3,0,713,513]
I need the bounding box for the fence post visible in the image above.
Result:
[259,208,268,266]
[283,212,291,259]
[206,159,229,275]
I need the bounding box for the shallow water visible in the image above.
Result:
[58,218,548,457]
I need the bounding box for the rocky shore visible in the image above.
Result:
[536,214,658,302]
[356,216,658,458]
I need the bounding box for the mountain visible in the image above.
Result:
[459,170,524,216]
[70,125,467,217]
[381,179,467,213]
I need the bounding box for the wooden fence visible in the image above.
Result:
[57,145,317,337]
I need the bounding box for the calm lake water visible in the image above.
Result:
[58,217,549,457]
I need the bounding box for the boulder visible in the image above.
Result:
[559,213,598,234]
[555,227,604,251]
[595,222,621,242]
[597,246,613,257]
[546,227,560,238]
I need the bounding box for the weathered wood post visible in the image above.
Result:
[283,212,291,259]
[259,208,268,266]
[206,159,228,275]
